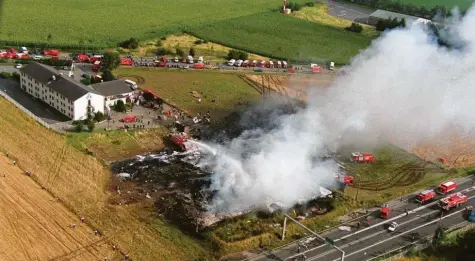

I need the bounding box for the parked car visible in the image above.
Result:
[14,63,22,69]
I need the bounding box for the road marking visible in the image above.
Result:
[294,194,475,261]
[336,207,467,260]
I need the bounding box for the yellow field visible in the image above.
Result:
[0,97,209,261]
[0,156,117,261]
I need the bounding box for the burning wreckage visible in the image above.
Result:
[111,134,352,231]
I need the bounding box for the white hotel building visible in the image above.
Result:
[20,62,135,120]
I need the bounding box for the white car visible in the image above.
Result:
[14,63,22,69]
[388,222,398,232]
[174,56,179,63]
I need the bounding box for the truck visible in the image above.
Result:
[193,63,205,69]
[415,190,437,204]
[187,55,194,64]
[329,61,335,70]
[43,49,60,56]
[436,181,457,195]
[92,60,101,71]
[120,57,133,66]
[439,192,467,211]
[350,152,375,163]
[228,59,235,66]
[168,132,196,152]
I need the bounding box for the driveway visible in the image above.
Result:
[0,78,70,124]
[326,0,376,24]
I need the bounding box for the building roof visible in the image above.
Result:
[91,80,134,97]
[369,9,430,25]
[20,62,100,101]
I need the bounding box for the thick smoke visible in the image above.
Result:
[202,6,475,212]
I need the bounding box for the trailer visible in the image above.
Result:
[439,193,467,211]
[436,181,456,195]
[415,190,436,204]
[350,152,375,163]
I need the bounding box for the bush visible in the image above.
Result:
[305,2,315,7]
[227,49,249,60]
[286,1,303,11]
[119,37,140,49]
[345,22,363,33]
[0,72,12,79]
[376,17,406,31]
[189,47,196,57]
[156,47,172,56]
[86,120,95,132]
[194,39,204,45]
[80,78,91,85]
[94,111,107,122]
[160,36,167,41]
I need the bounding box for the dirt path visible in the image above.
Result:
[0,156,117,261]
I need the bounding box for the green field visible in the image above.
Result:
[0,0,376,63]
[0,0,307,47]
[398,0,474,10]
[189,12,375,64]
[114,68,262,118]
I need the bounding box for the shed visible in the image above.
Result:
[368,9,431,26]
[91,80,135,107]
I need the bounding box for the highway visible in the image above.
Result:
[247,177,475,261]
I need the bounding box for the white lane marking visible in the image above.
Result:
[327,206,469,261]
[336,186,475,241]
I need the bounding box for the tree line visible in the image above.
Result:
[341,0,451,19]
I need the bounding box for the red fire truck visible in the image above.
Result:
[415,190,437,204]
[436,181,457,195]
[439,192,467,211]
[350,152,375,163]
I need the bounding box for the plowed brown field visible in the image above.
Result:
[245,73,335,102]
[0,156,116,261]
[412,134,475,168]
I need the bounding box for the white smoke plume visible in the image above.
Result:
[201,6,475,212]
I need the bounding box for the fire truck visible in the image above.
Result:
[436,181,457,195]
[439,192,467,211]
[350,152,375,163]
[168,132,198,152]
[415,190,437,204]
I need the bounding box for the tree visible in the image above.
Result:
[87,120,95,132]
[238,51,249,61]
[189,47,196,57]
[156,48,168,56]
[102,51,121,71]
[143,91,155,102]
[227,49,239,60]
[176,47,184,57]
[74,120,84,132]
[101,69,116,82]
[432,226,447,248]
[115,100,126,112]
[119,37,140,49]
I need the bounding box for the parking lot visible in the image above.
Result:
[0,77,70,124]
[327,0,375,24]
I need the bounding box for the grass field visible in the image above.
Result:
[0,156,117,261]
[115,68,262,118]
[66,128,168,163]
[398,0,474,10]
[0,0,309,47]
[0,97,211,261]
[188,12,376,64]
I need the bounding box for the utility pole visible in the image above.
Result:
[283,214,345,261]
[282,216,287,241]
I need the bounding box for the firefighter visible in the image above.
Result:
[297,244,301,253]
[12,160,16,165]
[357,221,361,229]
[71,224,76,228]
[5,152,8,157]
[80,217,85,223]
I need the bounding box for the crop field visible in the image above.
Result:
[115,68,262,118]
[66,128,168,163]
[0,0,309,48]
[398,0,474,10]
[188,12,376,64]
[0,156,116,261]
[0,97,210,261]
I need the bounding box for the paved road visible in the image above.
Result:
[326,0,375,24]
[246,176,475,261]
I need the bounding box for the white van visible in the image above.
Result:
[236,60,243,67]
[329,61,335,70]
[197,56,203,63]
[228,59,236,66]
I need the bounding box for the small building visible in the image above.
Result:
[368,9,431,27]
[20,62,104,120]
[91,80,135,107]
